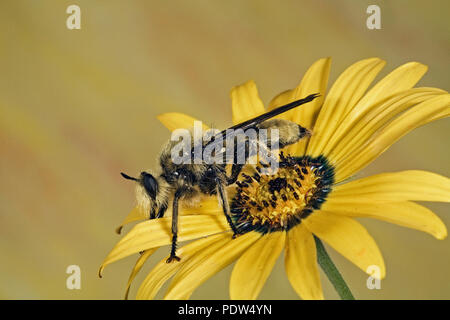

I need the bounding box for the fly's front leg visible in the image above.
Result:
[156,201,168,218]
[149,205,157,219]
[166,190,183,263]
[216,178,240,238]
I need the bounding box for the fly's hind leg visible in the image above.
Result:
[156,202,168,218]
[216,178,240,238]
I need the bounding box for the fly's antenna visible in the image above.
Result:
[120,172,138,181]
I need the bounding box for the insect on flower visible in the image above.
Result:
[120,94,319,263]
[100,58,450,300]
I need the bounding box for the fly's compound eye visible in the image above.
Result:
[141,172,159,200]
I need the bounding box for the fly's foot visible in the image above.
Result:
[232,232,242,239]
[166,255,181,263]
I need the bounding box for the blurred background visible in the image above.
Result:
[0,0,448,299]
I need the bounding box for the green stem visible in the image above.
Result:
[314,236,355,300]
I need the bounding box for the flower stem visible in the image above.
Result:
[314,236,355,300]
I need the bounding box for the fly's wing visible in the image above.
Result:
[199,131,271,165]
[195,93,319,163]
[220,93,320,136]
[209,93,320,147]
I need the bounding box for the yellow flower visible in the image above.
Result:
[100,58,450,300]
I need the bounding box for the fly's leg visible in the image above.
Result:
[216,178,240,238]
[166,190,183,263]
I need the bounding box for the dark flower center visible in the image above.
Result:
[231,153,334,234]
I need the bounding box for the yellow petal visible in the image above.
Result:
[164,233,233,300]
[331,170,450,203]
[268,58,330,124]
[307,58,386,157]
[323,62,428,157]
[136,234,225,300]
[289,58,331,127]
[330,88,446,164]
[163,231,261,299]
[157,112,209,132]
[179,196,222,216]
[268,89,293,111]
[99,215,229,276]
[230,231,285,300]
[117,197,223,235]
[304,211,385,279]
[322,198,447,240]
[289,58,331,155]
[336,95,450,181]
[116,206,149,235]
[231,80,265,124]
[124,248,158,299]
[285,224,324,300]
[354,62,428,107]
[267,58,331,156]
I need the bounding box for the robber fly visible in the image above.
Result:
[121,93,319,263]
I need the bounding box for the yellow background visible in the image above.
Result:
[0,0,448,299]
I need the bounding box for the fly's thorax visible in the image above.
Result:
[163,126,220,167]
[160,137,209,175]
